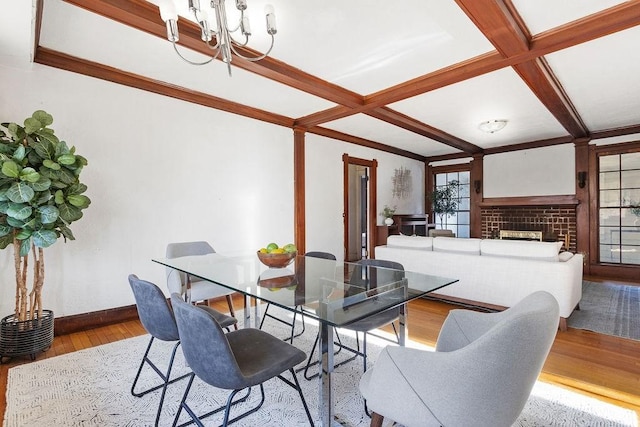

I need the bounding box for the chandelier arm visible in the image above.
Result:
[172,41,218,66]
[228,33,250,48]
[228,35,274,62]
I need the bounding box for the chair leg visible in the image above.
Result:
[226,294,238,330]
[131,337,190,427]
[370,412,384,427]
[289,368,314,426]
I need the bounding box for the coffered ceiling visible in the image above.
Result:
[4,0,640,161]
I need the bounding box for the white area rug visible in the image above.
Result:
[4,308,638,427]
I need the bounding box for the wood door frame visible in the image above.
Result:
[343,154,378,260]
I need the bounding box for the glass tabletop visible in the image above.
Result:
[153,253,457,328]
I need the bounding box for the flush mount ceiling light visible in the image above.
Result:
[478,119,508,134]
[159,0,277,77]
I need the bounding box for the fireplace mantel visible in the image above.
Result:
[479,195,579,207]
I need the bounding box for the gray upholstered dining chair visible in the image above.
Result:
[128,274,236,427]
[166,241,237,328]
[303,258,405,380]
[259,251,337,343]
[170,294,314,427]
[360,291,560,427]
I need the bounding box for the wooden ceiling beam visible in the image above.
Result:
[63,0,364,109]
[307,127,426,162]
[456,0,589,138]
[366,107,482,154]
[34,47,294,128]
[454,0,529,56]
[591,124,640,140]
[365,2,640,110]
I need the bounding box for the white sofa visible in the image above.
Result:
[375,235,583,331]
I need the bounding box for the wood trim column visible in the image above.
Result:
[425,163,434,223]
[574,139,590,274]
[470,153,484,238]
[370,159,378,259]
[294,128,306,255]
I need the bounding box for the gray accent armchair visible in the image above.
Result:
[359,290,559,427]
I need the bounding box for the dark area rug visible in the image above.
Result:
[567,281,640,340]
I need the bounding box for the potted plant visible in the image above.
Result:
[380,205,396,226]
[427,180,459,229]
[0,110,91,361]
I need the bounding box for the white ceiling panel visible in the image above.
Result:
[510,0,625,35]
[322,113,458,157]
[1,0,35,68]
[260,0,494,94]
[545,26,640,131]
[39,0,335,118]
[390,67,569,149]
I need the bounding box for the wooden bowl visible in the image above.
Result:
[257,251,297,268]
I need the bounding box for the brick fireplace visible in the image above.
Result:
[481,205,577,253]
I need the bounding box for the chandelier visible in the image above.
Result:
[159,0,277,76]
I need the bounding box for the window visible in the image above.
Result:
[598,152,640,265]
[433,170,470,238]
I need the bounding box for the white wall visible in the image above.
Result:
[483,144,575,197]
[305,134,425,260]
[0,64,296,317]
[0,63,426,318]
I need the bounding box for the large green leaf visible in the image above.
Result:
[34,190,52,205]
[57,168,76,184]
[55,140,70,157]
[0,200,9,214]
[32,138,54,160]
[54,190,64,204]
[32,110,53,127]
[34,129,59,145]
[7,123,25,140]
[38,205,59,224]
[0,233,13,249]
[6,182,34,203]
[19,167,40,183]
[32,229,58,248]
[57,153,76,165]
[58,203,82,222]
[43,159,61,170]
[13,145,26,161]
[0,224,12,237]
[7,216,25,228]
[30,176,51,192]
[19,237,31,256]
[1,160,20,178]
[24,117,42,134]
[15,229,31,240]
[67,183,87,195]
[59,225,75,241]
[67,194,91,208]
[7,203,32,220]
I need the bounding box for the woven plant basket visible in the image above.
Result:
[0,310,54,363]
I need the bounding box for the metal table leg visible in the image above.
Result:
[318,321,335,427]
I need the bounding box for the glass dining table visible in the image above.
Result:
[153,253,457,427]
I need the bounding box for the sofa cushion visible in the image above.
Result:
[480,239,562,262]
[558,251,574,262]
[387,235,433,250]
[432,237,481,255]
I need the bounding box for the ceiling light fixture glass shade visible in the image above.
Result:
[158,0,277,76]
[478,119,508,133]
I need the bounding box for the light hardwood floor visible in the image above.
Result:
[2,280,639,422]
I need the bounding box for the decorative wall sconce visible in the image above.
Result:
[577,171,587,189]
[474,180,482,194]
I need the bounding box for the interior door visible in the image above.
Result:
[343,154,377,262]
